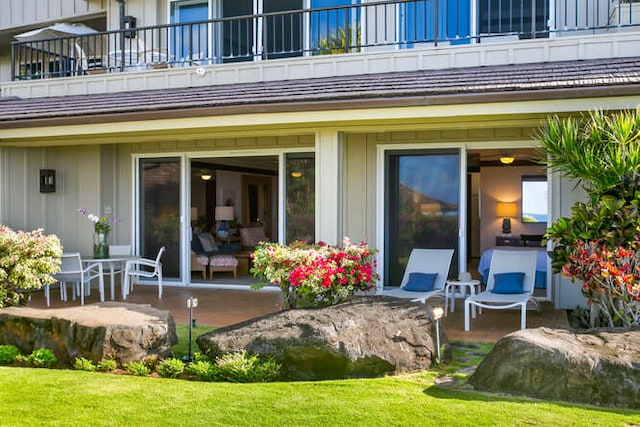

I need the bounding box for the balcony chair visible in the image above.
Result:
[123,246,165,299]
[50,252,103,306]
[74,34,108,75]
[378,249,454,304]
[464,249,538,331]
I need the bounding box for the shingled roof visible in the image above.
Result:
[1,56,639,127]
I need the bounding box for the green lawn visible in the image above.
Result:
[0,325,638,425]
[1,366,638,426]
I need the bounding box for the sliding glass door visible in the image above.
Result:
[385,149,461,285]
[138,157,182,280]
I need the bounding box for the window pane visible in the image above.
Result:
[521,176,548,223]
[285,153,315,243]
[139,158,181,279]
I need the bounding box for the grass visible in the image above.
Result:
[1,367,639,426]
[0,325,638,425]
[172,323,216,359]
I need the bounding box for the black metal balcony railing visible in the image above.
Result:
[10,0,639,80]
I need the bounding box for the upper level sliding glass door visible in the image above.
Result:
[384,149,462,286]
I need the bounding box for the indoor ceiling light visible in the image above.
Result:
[291,171,302,178]
[201,174,212,181]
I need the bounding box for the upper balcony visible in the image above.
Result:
[7,0,640,89]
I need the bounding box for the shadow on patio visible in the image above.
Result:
[25,285,569,343]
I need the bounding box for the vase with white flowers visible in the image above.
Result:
[78,208,112,259]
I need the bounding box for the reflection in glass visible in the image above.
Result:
[139,158,181,279]
[385,151,460,285]
[285,153,315,243]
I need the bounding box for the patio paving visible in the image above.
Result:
[25,284,569,343]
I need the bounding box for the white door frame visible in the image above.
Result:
[375,142,467,291]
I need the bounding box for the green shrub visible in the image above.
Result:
[73,357,96,372]
[0,226,63,308]
[188,360,217,382]
[23,348,57,368]
[124,361,150,377]
[142,355,159,371]
[96,359,117,372]
[0,345,20,365]
[214,350,280,383]
[157,358,186,379]
[537,109,640,327]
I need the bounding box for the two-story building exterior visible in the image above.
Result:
[0,0,639,308]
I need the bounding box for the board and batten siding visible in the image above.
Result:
[0,134,314,255]
[0,0,106,31]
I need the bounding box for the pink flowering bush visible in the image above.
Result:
[0,225,62,308]
[562,239,640,327]
[251,239,379,309]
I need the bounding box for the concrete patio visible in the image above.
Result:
[25,284,570,343]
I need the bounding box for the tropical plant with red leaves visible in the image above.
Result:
[251,238,379,309]
[562,239,640,327]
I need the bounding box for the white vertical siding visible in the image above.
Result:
[0,0,107,31]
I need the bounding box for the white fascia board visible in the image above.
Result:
[1,95,639,143]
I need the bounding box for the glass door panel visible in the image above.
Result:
[139,158,182,279]
[399,0,470,47]
[385,150,460,285]
[221,0,254,62]
[310,0,361,55]
[170,0,210,64]
[285,153,315,243]
[264,0,303,59]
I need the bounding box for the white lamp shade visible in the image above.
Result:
[215,206,234,221]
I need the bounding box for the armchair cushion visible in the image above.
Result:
[491,272,526,294]
[240,227,268,248]
[196,232,218,255]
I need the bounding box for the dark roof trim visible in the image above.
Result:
[2,85,639,130]
[0,56,639,129]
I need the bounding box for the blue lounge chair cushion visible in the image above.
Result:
[403,273,438,292]
[491,272,526,294]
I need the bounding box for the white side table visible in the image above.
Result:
[444,279,481,316]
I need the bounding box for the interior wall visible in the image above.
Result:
[479,165,547,253]
[216,170,242,223]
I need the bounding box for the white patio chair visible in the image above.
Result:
[378,249,454,304]
[50,252,103,306]
[123,246,165,299]
[464,249,538,331]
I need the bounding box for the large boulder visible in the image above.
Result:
[197,296,446,381]
[470,327,640,409]
[0,302,177,366]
